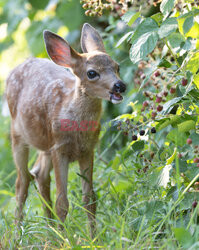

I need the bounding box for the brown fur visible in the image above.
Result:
[6,23,125,237]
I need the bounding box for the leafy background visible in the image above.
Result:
[0,0,199,248]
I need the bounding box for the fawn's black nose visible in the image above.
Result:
[113,81,126,93]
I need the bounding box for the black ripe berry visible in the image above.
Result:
[132,135,138,141]
[151,127,156,133]
[140,130,145,136]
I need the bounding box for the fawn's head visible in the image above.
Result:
[44,23,126,104]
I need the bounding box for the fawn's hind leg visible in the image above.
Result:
[12,130,31,222]
[30,151,53,218]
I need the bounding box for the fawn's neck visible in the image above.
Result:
[72,77,102,120]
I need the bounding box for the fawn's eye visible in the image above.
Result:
[87,70,99,79]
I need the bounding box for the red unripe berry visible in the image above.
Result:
[182,78,188,86]
[170,87,176,94]
[151,111,157,119]
[192,200,198,208]
[156,96,162,103]
[140,73,146,79]
[154,71,160,77]
[178,153,183,158]
[193,158,199,163]
[143,101,149,107]
[187,138,192,144]
[157,105,163,112]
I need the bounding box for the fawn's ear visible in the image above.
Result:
[81,23,106,53]
[43,30,79,67]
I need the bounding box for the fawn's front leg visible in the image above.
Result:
[79,153,96,238]
[51,149,69,224]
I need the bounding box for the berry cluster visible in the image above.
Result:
[185,138,199,167]
[134,53,189,120]
[80,0,130,17]
[117,119,156,141]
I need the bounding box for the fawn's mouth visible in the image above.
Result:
[110,92,123,104]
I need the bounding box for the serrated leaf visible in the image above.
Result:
[183,16,194,34]
[116,31,133,48]
[131,18,159,43]
[160,0,175,16]
[130,18,159,64]
[158,17,177,39]
[130,32,158,63]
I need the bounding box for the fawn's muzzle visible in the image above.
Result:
[110,81,126,104]
[113,81,126,93]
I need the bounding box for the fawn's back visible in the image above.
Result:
[7,56,102,160]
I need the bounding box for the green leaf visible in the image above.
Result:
[168,32,185,49]
[2,0,27,34]
[130,18,159,63]
[121,10,136,24]
[166,147,177,165]
[116,31,133,48]
[158,58,172,68]
[111,155,121,171]
[131,18,159,43]
[26,19,61,56]
[131,140,145,152]
[186,52,199,74]
[158,17,177,39]
[156,119,171,131]
[167,129,187,146]
[29,0,49,9]
[183,16,194,34]
[160,0,175,16]
[177,120,196,133]
[162,97,182,114]
[56,0,84,31]
[173,228,193,248]
[128,12,141,26]
[151,12,163,25]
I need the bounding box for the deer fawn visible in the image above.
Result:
[6,23,126,237]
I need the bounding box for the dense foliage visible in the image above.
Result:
[0,0,199,248]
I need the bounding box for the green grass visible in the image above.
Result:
[0,115,199,249]
[0,155,199,249]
